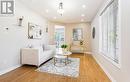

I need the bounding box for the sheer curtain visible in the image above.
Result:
[100,0,119,63]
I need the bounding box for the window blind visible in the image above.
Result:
[100,0,119,63]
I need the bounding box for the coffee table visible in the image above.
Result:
[63,51,72,64]
[54,49,72,66]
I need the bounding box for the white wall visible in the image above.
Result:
[91,0,130,82]
[0,0,48,74]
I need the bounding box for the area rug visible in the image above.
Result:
[36,58,80,78]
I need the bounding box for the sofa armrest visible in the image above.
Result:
[21,48,39,66]
[45,45,56,52]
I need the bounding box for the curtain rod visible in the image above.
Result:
[100,0,114,16]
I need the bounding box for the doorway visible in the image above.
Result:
[54,25,65,48]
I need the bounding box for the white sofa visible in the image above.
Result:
[21,45,56,67]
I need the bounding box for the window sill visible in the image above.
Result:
[98,51,121,69]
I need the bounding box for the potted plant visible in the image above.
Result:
[61,44,68,52]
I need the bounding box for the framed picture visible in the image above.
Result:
[28,22,42,39]
[73,28,83,41]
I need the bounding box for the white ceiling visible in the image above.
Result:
[19,0,104,23]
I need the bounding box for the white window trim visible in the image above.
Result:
[98,51,121,68]
[99,0,121,69]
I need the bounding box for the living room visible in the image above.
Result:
[0,0,130,82]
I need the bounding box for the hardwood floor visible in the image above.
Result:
[0,54,111,82]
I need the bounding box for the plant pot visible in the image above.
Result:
[62,48,67,53]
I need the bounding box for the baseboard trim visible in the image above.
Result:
[0,65,21,75]
[84,52,93,55]
[92,54,116,82]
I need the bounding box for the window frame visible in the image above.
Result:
[99,0,121,68]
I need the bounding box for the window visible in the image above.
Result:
[100,0,119,64]
[54,25,65,48]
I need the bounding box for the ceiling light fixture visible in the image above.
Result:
[57,2,64,16]
[81,14,85,17]
[82,5,86,8]
[54,17,57,19]
[81,19,84,22]
[45,9,49,13]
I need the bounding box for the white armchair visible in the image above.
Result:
[70,41,84,53]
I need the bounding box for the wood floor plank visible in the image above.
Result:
[0,54,111,82]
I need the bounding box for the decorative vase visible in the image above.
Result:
[62,48,67,53]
